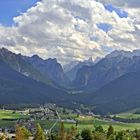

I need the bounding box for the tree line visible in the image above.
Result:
[1,123,140,140]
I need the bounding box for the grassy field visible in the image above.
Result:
[37,115,140,131]
[116,113,140,119]
[109,108,140,119]
[0,109,29,128]
[75,116,140,131]
[0,120,15,128]
[0,110,28,119]
[0,110,140,131]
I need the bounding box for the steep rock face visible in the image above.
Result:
[73,50,140,91]
[24,55,70,86]
[63,61,80,73]
[0,48,53,86]
[65,57,94,81]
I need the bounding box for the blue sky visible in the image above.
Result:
[104,4,128,18]
[96,23,113,33]
[0,0,39,26]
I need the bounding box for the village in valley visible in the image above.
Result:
[1,103,140,139]
[0,104,90,139]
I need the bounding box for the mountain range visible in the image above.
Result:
[73,50,140,91]
[0,58,69,105]
[65,57,94,81]
[23,55,70,87]
[1,48,140,114]
[0,48,53,86]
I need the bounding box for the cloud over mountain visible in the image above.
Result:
[0,0,140,64]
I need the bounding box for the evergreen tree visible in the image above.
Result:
[108,134,116,140]
[107,125,114,138]
[15,126,24,140]
[58,122,66,140]
[116,131,133,140]
[22,126,31,139]
[70,126,77,139]
[93,131,106,140]
[81,129,92,140]
[48,133,58,140]
[94,125,104,133]
[34,123,46,140]
[134,129,140,139]
[74,134,83,140]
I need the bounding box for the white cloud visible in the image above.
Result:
[0,0,140,64]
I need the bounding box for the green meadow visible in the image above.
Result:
[0,109,140,131]
[115,110,140,119]
[38,115,140,131]
[0,110,28,119]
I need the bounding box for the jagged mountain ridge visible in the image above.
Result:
[73,49,140,91]
[65,57,94,81]
[0,48,54,86]
[23,55,70,86]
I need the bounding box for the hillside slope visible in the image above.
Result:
[88,71,140,114]
[0,59,68,104]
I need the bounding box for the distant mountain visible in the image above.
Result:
[0,59,68,104]
[24,55,70,86]
[63,61,80,73]
[2,47,140,114]
[0,48,53,86]
[66,57,94,81]
[106,49,140,58]
[88,71,140,114]
[73,50,140,91]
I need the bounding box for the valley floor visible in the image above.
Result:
[0,109,140,132]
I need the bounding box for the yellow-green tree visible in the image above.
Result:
[0,134,6,140]
[22,126,31,139]
[58,122,66,140]
[15,125,31,140]
[34,123,46,140]
[93,131,106,140]
[70,126,77,136]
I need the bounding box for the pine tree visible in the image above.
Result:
[34,123,46,140]
[107,125,114,138]
[15,126,24,140]
[94,125,104,133]
[81,129,92,140]
[93,131,106,140]
[15,125,31,140]
[69,126,77,139]
[58,122,65,140]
